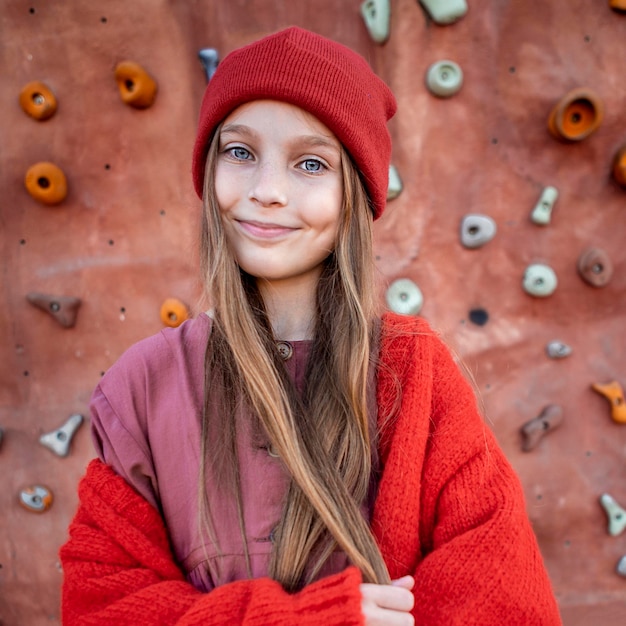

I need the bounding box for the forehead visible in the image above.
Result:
[220,100,339,146]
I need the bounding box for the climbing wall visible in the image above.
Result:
[0,1,624,624]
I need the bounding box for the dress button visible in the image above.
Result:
[276,341,293,360]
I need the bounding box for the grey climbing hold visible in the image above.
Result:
[426,60,463,97]
[522,264,558,297]
[198,48,219,82]
[387,165,403,200]
[599,494,626,537]
[386,278,424,315]
[39,413,84,457]
[546,341,572,359]
[520,405,563,452]
[617,555,626,578]
[360,0,391,44]
[419,0,468,25]
[531,186,558,225]
[460,214,497,248]
[19,485,53,513]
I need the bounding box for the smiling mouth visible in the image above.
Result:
[236,219,298,238]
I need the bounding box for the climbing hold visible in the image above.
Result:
[39,414,84,457]
[19,485,53,513]
[591,381,626,424]
[609,0,626,12]
[160,297,190,328]
[386,278,424,315]
[531,186,558,225]
[522,264,558,297]
[618,556,626,578]
[548,88,604,141]
[599,494,626,536]
[198,48,219,82]
[468,308,489,326]
[19,81,57,120]
[612,144,626,188]
[360,0,391,44]
[460,214,496,248]
[426,60,463,97]
[520,405,563,451]
[26,292,81,328]
[24,162,68,205]
[545,340,572,359]
[114,61,157,108]
[577,247,613,287]
[418,0,468,24]
[387,165,403,200]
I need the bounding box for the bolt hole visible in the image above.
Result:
[160,209,166,216]
[615,397,624,406]
[100,371,105,377]
[168,312,178,322]
[32,495,42,505]
[32,92,44,105]
[468,308,489,326]
[120,307,126,313]
[125,79,135,92]
[24,371,29,377]
[491,138,498,145]
[49,302,60,312]
[37,177,50,189]
[509,66,516,73]
[468,225,480,236]
[104,163,111,170]
[20,239,26,245]
[591,263,603,274]
[29,7,35,14]
[56,431,67,442]
[542,420,550,430]
[534,277,545,286]
[108,239,114,246]
[537,494,543,500]
[101,16,107,23]
[571,112,582,124]
[584,35,591,42]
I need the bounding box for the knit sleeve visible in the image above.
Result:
[59,459,365,626]
[412,335,561,624]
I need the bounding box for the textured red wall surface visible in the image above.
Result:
[1,1,625,624]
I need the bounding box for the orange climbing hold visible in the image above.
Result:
[612,145,626,188]
[160,298,189,328]
[548,88,604,141]
[114,61,158,108]
[24,162,68,205]
[19,81,57,120]
[609,0,626,12]
[591,381,626,424]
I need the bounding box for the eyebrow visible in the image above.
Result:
[220,124,340,153]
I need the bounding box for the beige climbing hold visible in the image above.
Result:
[386,278,424,315]
[360,0,391,44]
[522,263,558,297]
[387,165,403,200]
[531,187,558,225]
[114,61,158,108]
[419,0,468,25]
[39,414,84,457]
[591,381,626,424]
[599,494,626,537]
[520,405,563,451]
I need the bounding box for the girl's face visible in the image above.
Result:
[215,100,343,288]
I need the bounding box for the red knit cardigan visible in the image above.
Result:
[59,313,562,625]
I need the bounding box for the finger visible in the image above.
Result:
[360,583,415,612]
[391,575,415,590]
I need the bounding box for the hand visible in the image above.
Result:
[360,575,415,625]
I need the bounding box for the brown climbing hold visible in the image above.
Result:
[612,145,626,188]
[160,298,189,328]
[19,81,57,120]
[24,162,68,205]
[591,381,626,424]
[577,247,613,287]
[520,405,563,451]
[114,61,157,108]
[548,88,604,141]
[26,292,81,328]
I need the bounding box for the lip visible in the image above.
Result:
[236,219,298,239]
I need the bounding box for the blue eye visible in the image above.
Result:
[301,159,323,172]
[229,147,251,160]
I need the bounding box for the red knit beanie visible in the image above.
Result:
[192,27,397,220]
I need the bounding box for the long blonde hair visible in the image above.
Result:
[198,124,390,591]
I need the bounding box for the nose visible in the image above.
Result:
[248,161,288,208]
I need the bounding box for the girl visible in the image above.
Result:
[60,27,561,625]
